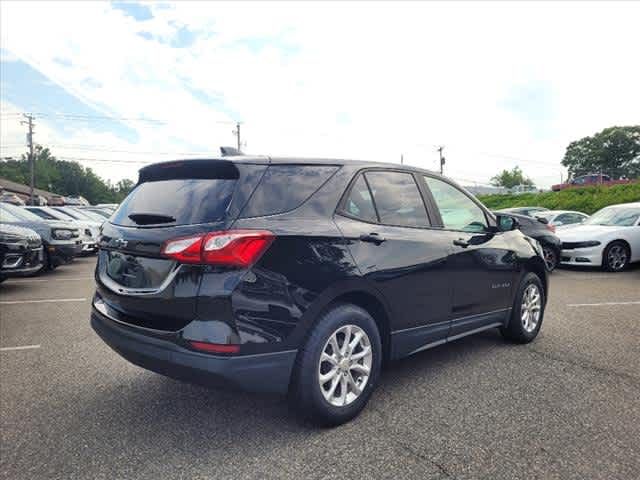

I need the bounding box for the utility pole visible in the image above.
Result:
[437,146,445,174]
[21,114,35,205]
[400,154,404,165]
[232,122,241,151]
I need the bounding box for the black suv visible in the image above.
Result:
[92,155,548,425]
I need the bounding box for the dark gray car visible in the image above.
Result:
[0,203,82,270]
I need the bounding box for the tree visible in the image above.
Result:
[562,126,640,179]
[0,144,135,204]
[490,166,535,189]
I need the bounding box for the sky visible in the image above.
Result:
[1,1,639,189]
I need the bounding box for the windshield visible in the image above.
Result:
[52,207,81,220]
[0,202,46,222]
[27,208,59,220]
[76,209,105,222]
[583,207,640,227]
[0,205,23,223]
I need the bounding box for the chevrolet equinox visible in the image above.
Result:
[91,154,548,425]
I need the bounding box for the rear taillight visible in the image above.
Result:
[546,224,556,233]
[161,230,274,267]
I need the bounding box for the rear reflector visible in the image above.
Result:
[189,341,240,354]
[161,230,274,267]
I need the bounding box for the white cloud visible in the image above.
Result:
[1,1,639,187]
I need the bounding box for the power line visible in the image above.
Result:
[56,157,149,165]
[44,144,214,155]
[32,111,237,125]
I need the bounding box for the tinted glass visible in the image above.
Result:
[28,208,58,220]
[342,175,378,222]
[424,176,488,232]
[1,202,44,222]
[0,205,22,223]
[365,171,428,227]
[241,165,338,218]
[111,178,236,227]
[52,207,80,220]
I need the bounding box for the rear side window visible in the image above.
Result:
[111,179,236,227]
[240,165,338,218]
[365,171,429,227]
[342,174,378,223]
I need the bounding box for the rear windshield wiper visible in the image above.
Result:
[128,213,176,225]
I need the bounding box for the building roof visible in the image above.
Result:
[0,177,58,198]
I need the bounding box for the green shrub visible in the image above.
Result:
[477,183,640,214]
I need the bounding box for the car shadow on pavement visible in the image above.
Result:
[71,328,505,438]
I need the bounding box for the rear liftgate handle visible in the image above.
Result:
[359,232,386,245]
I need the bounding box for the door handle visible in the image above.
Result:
[453,238,469,248]
[359,233,386,245]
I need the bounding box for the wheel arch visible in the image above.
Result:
[298,280,393,364]
[602,238,632,268]
[522,256,548,301]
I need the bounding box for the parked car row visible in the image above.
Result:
[495,203,640,272]
[0,202,114,283]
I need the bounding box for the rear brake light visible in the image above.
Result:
[546,224,556,233]
[161,230,274,267]
[189,341,240,354]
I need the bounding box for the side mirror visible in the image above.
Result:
[497,214,518,232]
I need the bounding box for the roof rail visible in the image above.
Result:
[220,146,243,157]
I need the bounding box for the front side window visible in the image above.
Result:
[342,174,378,223]
[364,171,429,227]
[423,176,488,232]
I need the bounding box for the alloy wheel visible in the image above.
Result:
[521,284,542,333]
[318,324,373,407]
[607,245,628,271]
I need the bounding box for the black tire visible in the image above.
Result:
[40,250,52,273]
[501,272,545,344]
[602,241,630,272]
[289,303,382,427]
[542,246,558,273]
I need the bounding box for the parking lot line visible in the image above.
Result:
[0,344,41,352]
[568,301,640,307]
[0,298,87,305]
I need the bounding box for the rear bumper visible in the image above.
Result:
[90,306,297,395]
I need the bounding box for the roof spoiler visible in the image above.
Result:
[220,146,243,156]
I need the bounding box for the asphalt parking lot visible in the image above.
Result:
[1,257,639,480]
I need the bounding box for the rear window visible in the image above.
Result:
[240,165,338,218]
[111,178,236,227]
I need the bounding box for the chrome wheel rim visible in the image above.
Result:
[521,284,542,333]
[318,324,372,407]
[542,247,556,271]
[607,245,627,271]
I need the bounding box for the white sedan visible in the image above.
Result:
[535,210,589,229]
[557,202,640,271]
